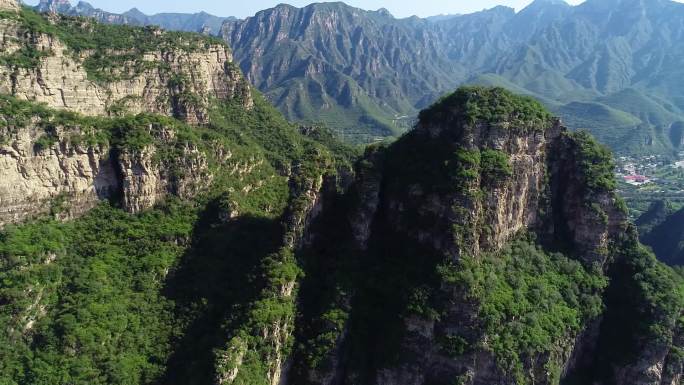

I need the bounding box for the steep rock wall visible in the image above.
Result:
[288,88,677,385]
[0,9,252,124]
[0,122,211,226]
[0,124,117,226]
[0,0,19,11]
[0,6,253,224]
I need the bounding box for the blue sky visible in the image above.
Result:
[23,0,588,18]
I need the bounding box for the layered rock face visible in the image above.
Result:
[0,12,252,124]
[0,120,211,226]
[0,0,18,11]
[0,7,254,225]
[0,124,117,227]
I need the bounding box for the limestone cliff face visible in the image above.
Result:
[116,140,211,213]
[0,0,19,11]
[381,118,561,261]
[0,121,211,225]
[0,11,252,124]
[340,115,623,385]
[0,6,253,225]
[0,124,117,227]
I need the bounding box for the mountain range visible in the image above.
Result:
[221,0,684,151]
[33,0,684,153]
[32,0,232,34]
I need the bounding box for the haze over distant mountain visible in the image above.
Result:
[32,0,233,34]
[221,0,684,151]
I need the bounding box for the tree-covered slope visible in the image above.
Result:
[0,3,356,384]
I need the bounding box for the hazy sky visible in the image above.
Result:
[23,0,590,18]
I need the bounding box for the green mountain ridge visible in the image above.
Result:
[34,0,684,154]
[34,0,233,34]
[215,0,684,153]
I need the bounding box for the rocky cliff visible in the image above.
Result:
[0,1,252,124]
[0,98,217,225]
[0,3,254,225]
[281,87,683,385]
[0,120,117,226]
[0,0,18,11]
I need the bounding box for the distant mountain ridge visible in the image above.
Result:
[32,0,233,34]
[220,0,684,150]
[221,2,462,141]
[31,0,684,153]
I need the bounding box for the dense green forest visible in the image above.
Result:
[0,67,356,385]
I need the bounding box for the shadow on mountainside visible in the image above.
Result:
[157,199,284,385]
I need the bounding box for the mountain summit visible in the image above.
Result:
[222,2,461,142]
[35,0,72,13]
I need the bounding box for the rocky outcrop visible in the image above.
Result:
[0,7,255,225]
[0,121,211,226]
[286,87,680,385]
[391,117,562,260]
[0,124,117,227]
[117,138,211,213]
[0,13,252,124]
[341,104,621,385]
[0,0,19,11]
